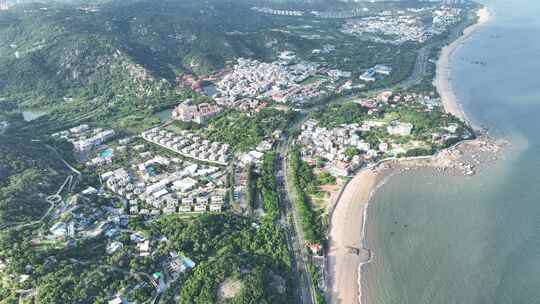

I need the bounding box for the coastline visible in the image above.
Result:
[326,169,387,304]
[435,7,492,124]
[327,7,494,304]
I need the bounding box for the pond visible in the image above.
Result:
[202,84,218,97]
[155,108,174,122]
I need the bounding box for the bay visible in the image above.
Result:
[363,0,540,303]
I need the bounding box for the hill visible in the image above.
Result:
[0,0,423,133]
[0,1,277,106]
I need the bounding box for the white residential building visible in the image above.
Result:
[387,122,414,136]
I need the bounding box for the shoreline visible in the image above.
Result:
[327,7,494,304]
[325,135,501,304]
[435,7,492,124]
[326,168,387,304]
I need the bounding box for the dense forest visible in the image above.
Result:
[206,108,296,151]
[0,212,295,303]
[290,147,325,245]
[311,102,370,128]
[152,214,294,303]
[0,131,69,223]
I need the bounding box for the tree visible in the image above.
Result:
[344,147,360,159]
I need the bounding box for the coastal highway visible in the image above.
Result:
[276,140,317,304]
[269,45,437,301]
[400,44,431,88]
[400,12,481,90]
[276,91,362,304]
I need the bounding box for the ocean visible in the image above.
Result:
[363,0,540,303]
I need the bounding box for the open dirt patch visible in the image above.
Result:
[217,277,243,300]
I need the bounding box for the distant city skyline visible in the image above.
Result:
[440,0,465,5]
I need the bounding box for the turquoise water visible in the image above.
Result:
[100,148,114,159]
[364,1,540,303]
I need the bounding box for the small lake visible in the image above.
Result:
[202,84,218,97]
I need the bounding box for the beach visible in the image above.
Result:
[435,7,492,122]
[326,169,384,304]
[327,7,493,304]
[326,138,503,304]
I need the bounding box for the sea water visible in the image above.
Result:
[363,0,540,303]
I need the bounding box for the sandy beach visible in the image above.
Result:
[327,7,494,304]
[325,138,504,304]
[435,7,492,122]
[326,169,383,304]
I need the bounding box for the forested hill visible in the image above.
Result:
[0,0,422,109]
[0,0,285,107]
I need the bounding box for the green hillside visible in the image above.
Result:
[0,1,276,106]
[0,0,423,134]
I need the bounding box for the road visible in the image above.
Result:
[398,13,481,91]
[44,144,82,176]
[400,44,432,88]
[0,144,80,231]
[0,174,73,231]
[275,142,316,304]
[273,41,437,303]
[69,257,162,304]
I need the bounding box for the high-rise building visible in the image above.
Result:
[0,0,9,11]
